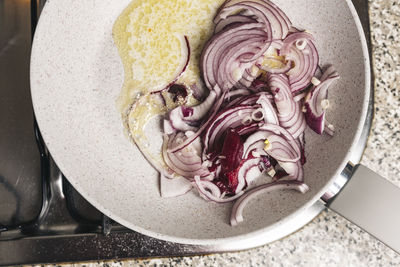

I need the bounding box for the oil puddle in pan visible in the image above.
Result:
[112,0,225,173]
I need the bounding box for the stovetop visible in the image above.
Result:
[0,0,372,265]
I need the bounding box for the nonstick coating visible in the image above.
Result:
[30,0,370,245]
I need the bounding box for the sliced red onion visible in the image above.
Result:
[324,120,335,136]
[260,155,277,177]
[281,31,319,94]
[149,0,340,226]
[163,119,175,135]
[160,174,193,198]
[278,160,303,181]
[304,65,339,134]
[242,115,253,125]
[220,129,244,175]
[162,133,210,178]
[297,132,307,166]
[295,38,308,50]
[243,124,301,173]
[236,122,260,136]
[267,73,306,138]
[243,130,299,163]
[250,79,269,92]
[235,157,262,193]
[251,108,265,121]
[189,83,208,101]
[168,92,226,153]
[246,161,268,186]
[194,176,244,203]
[203,105,257,157]
[256,93,279,124]
[230,180,309,226]
[293,92,306,102]
[201,0,291,93]
[201,23,271,93]
[242,124,302,179]
[168,111,197,132]
[168,91,217,131]
[262,123,301,148]
[222,89,253,109]
[225,88,252,101]
[238,65,260,88]
[194,177,222,199]
[224,92,273,113]
[217,35,269,90]
[215,0,291,40]
[215,14,257,34]
[227,91,270,107]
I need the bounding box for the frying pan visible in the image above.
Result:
[30,0,400,252]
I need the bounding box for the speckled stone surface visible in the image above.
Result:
[39,0,400,266]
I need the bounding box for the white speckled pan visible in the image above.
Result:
[30,0,370,245]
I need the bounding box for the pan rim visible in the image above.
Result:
[30,0,370,246]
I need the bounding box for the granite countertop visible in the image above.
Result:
[42,0,400,266]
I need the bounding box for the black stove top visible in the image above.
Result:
[0,0,372,265]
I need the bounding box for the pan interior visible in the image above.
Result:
[30,0,369,243]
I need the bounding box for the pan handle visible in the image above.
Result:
[326,164,400,253]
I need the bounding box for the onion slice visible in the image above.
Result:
[230,180,309,226]
[281,31,319,94]
[201,23,271,93]
[203,105,259,158]
[160,174,193,198]
[304,65,339,134]
[235,157,262,193]
[215,0,292,40]
[243,124,301,162]
[168,91,217,132]
[194,176,245,203]
[168,90,226,153]
[215,14,257,34]
[162,133,210,178]
[267,73,306,138]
